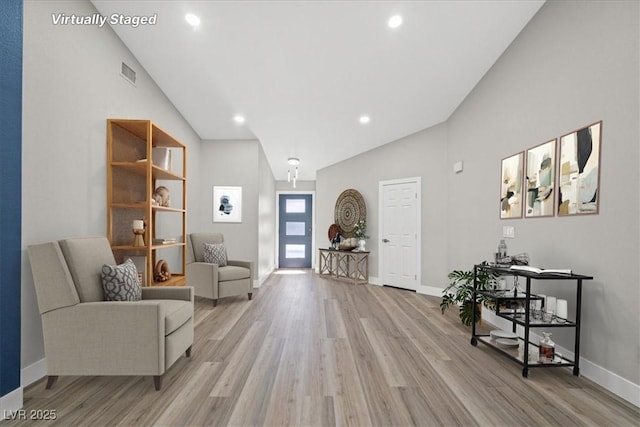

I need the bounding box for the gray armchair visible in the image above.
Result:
[27,237,194,390]
[186,233,254,306]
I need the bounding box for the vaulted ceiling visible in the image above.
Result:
[92,1,545,180]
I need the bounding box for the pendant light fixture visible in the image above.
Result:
[288,157,300,188]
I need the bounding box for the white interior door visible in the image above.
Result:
[379,178,420,291]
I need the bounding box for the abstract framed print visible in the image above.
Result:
[213,186,242,222]
[558,121,602,216]
[525,139,556,218]
[500,152,524,219]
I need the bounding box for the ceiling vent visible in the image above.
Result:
[120,62,136,86]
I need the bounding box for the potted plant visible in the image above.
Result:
[353,219,369,251]
[440,263,499,326]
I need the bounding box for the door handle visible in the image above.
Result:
[382,238,390,243]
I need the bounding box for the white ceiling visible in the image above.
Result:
[91,1,544,180]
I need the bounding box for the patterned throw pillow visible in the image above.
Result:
[101,258,142,301]
[203,243,227,267]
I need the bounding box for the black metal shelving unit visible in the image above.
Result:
[471,264,593,378]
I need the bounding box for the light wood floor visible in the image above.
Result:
[9,270,639,426]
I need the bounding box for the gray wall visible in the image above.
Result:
[317,0,639,386]
[21,0,202,368]
[316,123,449,286]
[197,140,276,281]
[258,144,276,282]
[447,0,639,384]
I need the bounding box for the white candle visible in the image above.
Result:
[556,299,568,319]
[546,296,557,314]
[133,220,144,230]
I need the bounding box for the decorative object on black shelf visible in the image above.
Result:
[500,151,524,219]
[495,239,508,264]
[132,219,145,247]
[440,262,499,326]
[152,186,171,207]
[510,253,530,266]
[334,189,366,238]
[556,299,568,323]
[154,260,171,282]
[539,332,555,363]
[558,121,602,216]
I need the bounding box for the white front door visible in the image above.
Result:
[379,178,420,291]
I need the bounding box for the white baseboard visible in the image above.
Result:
[482,309,639,408]
[254,266,276,289]
[418,285,443,297]
[578,354,640,408]
[1,358,46,415]
[0,386,23,416]
[22,358,46,388]
[368,276,381,286]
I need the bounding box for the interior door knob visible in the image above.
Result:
[382,238,390,243]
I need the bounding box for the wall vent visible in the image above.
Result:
[120,62,136,86]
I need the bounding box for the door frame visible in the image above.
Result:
[378,177,421,290]
[276,190,316,269]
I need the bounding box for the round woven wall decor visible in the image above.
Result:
[334,189,366,238]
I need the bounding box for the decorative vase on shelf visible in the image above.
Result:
[358,239,366,252]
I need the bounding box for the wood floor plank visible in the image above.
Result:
[9,270,639,427]
[226,337,286,426]
[360,318,414,387]
[209,321,268,397]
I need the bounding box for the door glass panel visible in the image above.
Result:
[286,221,306,236]
[285,244,305,259]
[286,199,306,213]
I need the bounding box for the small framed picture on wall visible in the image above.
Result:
[213,186,242,223]
[558,121,602,216]
[525,139,556,218]
[500,152,524,219]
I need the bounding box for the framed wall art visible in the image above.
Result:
[213,186,242,222]
[525,139,556,218]
[500,152,524,219]
[558,121,602,216]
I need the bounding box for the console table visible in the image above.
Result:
[318,249,369,285]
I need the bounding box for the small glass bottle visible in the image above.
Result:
[539,332,555,363]
[498,239,508,259]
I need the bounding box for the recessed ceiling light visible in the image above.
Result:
[388,15,403,29]
[185,13,200,27]
[233,115,245,124]
[359,115,371,124]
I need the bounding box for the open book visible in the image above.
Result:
[510,265,572,275]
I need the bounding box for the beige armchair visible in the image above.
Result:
[27,237,194,391]
[186,233,254,306]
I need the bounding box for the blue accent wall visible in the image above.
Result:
[0,0,23,398]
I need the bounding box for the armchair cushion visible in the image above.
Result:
[203,242,227,266]
[59,237,117,302]
[101,259,142,301]
[219,265,251,281]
